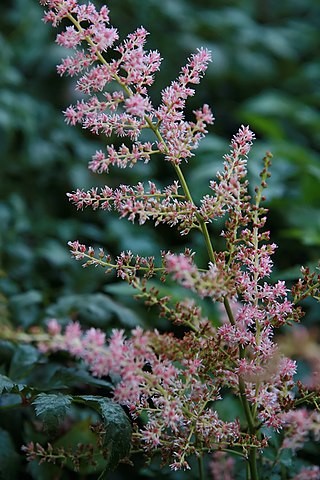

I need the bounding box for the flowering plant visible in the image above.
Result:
[1,1,320,479]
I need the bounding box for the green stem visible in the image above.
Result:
[294,281,320,304]
[238,377,255,434]
[175,164,217,263]
[198,455,205,480]
[146,113,218,268]
[238,347,259,480]
[248,447,259,480]
[223,296,236,326]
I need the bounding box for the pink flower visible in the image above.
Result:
[292,466,320,480]
[46,318,61,335]
[281,409,320,451]
[56,26,81,48]
[209,451,235,480]
[124,93,152,117]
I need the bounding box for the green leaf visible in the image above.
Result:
[76,395,132,471]
[32,393,72,432]
[8,290,42,327]
[9,344,41,381]
[47,366,113,390]
[0,373,25,395]
[26,461,60,480]
[53,418,109,475]
[278,448,293,468]
[0,428,21,480]
[98,293,142,327]
[45,293,114,327]
[64,290,143,327]
[0,374,16,394]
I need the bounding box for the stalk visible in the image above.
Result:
[198,455,205,480]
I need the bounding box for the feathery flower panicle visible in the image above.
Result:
[27,0,320,476]
[42,0,213,175]
[165,253,236,300]
[67,181,198,233]
[200,124,254,222]
[39,321,241,461]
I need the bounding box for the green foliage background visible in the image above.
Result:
[0,0,319,478]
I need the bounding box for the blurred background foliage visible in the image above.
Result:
[0,0,319,478]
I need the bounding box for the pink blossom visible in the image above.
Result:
[57,50,93,76]
[124,93,152,117]
[281,408,320,451]
[46,318,61,335]
[292,466,320,480]
[179,48,212,85]
[37,320,240,463]
[66,182,197,233]
[200,125,254,221]
[209,451,235,480]
[56,26,81,49]
[165,253,235,300]
[88,23,118,53]
[76,65,113,93]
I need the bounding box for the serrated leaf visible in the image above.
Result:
[0,374,15,394]
[32,393,72,432]
[0,428,21,479]
[76,395,132,471]
[0,373,25,395]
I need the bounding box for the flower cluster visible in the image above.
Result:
[67,181,198,233]
[200,125,253,222]
[27,0,320,477]
[41,0,213,176]
[40,320,243,470]
[165,252,236,301]
[280,408,320,451]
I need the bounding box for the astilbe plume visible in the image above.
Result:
[26,0,320,477]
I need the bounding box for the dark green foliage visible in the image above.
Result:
[0,372,37,398]
[0,428,21,480]
[46,293,142,328]
[32,393,73,432]
[16,390,132,473]
[29,393,132,474]
[0,373,24,395]
[9,344,42,381]
[76,396,132,471]
[46,366,113,390]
